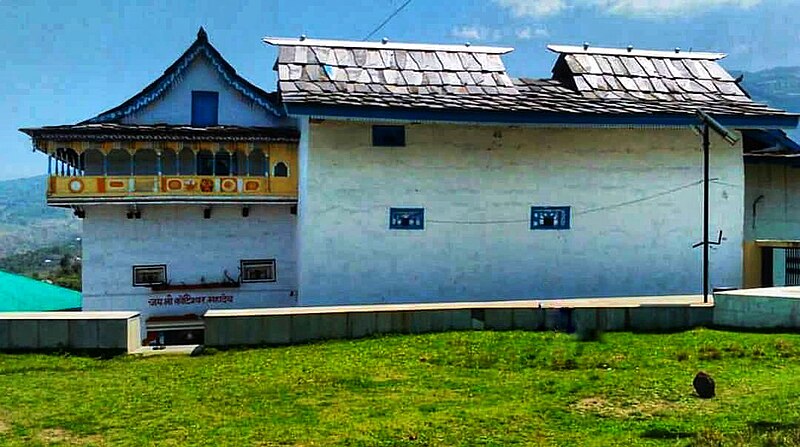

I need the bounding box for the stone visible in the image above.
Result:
[693,371,715,399]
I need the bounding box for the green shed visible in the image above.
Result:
[0,270,81,312]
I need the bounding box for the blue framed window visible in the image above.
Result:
[372,125,405,147]
[531,206,571,230]
[390,207,424,230]
[191,91,219,126]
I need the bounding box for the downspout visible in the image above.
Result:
[752,195,765,230]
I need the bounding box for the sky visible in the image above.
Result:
[1,0,799,180]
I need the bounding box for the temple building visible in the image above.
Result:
[21,29,299,344]
[21,29,799,344]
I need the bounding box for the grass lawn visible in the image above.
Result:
[1,329,800,446]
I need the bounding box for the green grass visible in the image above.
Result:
[2,329,800,446]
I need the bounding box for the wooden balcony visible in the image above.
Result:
[47,175,297,205]
[20,123,302,206]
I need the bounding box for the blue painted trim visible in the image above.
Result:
[743,129,800,152]
[389,207,425,230]
[287,104,799,129]
[531,206,571,230]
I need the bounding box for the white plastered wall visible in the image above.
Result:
[81,204,297,324]
[297,121,744,305]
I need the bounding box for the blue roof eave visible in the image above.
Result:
[284,103,800,130]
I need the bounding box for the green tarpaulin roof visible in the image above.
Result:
[0,270,81,312]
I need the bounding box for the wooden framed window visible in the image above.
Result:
[133,264,167,287]
[390,207,424,230]
[241,259,277,283]
[273,161,289,177]
[191,91,219,126]
[372,125,406,147]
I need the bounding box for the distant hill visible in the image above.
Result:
[737,66,800,138]
[0,175,80,258]
[0,240,81,290]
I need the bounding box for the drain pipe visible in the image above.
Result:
[752,195,765,230]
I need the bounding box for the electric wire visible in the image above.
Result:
[362,0,413,41]
[426,179,706,225]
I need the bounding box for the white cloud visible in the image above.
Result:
[516,26,550,40]
[494,0,763,18]
[452,25,550,42]
[591,0,762,17]
[450,26,503,42]
[494,0,566,17]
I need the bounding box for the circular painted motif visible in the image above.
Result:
[221,178,237,192]
[167,179,183,190]
[68,179,84,193]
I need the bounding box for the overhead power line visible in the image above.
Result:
[427,179,706,225]
[362,0,413,41]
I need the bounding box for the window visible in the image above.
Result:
[133,265,167,287]
[372,125,406,147]
[273,161,288,177]
[197,151,214,175]
[530,206,571,230]
[191,91,219,126]
[197,151,237,176]
[241,259,277,283]
[390,207,424,230]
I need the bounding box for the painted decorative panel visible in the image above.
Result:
[530,206,571,230]
[389,207,424,230]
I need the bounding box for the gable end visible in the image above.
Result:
[83,28,282,124]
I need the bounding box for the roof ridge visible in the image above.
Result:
[548,44,726,60]
[264,37,514,54]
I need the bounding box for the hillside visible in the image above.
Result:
[737,66,800,138]
[0,241,82,290]
[0,175,80,258]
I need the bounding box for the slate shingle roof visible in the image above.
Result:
[548,45,747,103]
[272,39,517,96]
[265,38,793,119]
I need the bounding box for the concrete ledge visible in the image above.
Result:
[715,287,800,329]
[204,295,711,348]
[0,311,141,353]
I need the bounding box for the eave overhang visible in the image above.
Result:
[20,124,300,143]
[284,103,800,130]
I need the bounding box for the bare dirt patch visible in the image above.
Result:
[0,412,11,434]
[38,428,104,445]
[574,397,679,419]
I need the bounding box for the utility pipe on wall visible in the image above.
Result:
[695,110,739,304]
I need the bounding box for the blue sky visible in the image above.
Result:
[2,0,799,180]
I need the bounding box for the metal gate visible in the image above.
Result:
[786,249,800,286]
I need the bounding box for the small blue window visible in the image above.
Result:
[531,206,571,230]
[373,125,405,147]
[191,91,219,126]
[390,207,424,230]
